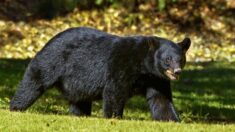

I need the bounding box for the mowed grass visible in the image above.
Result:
[0,110,234,132]
[0,59,235,131]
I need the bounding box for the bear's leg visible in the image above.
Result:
[9,62,59,111]
[10,75,45,111]
[103,99,125,118]
[103,99,113,118]
[103,87,127,118]
[113,103,125,118]
[146,88,180,122]
[69,101,92,116]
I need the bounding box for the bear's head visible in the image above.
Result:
[145,37,191,81]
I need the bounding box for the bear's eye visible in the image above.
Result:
[165,56,172,65]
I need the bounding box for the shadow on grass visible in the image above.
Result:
[0,58,235,123]
[173,62,235,123]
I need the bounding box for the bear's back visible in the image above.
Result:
[27,27,119,99]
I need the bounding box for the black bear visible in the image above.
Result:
[10,27,190,122]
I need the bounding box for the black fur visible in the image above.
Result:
[10,27,190,122]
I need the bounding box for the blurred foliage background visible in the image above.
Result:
[0,1,234,124]
[0,0,234,62]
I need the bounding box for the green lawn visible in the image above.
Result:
[1,110,234,132]
[0,59,235,131]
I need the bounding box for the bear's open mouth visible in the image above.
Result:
[165,70,179,80]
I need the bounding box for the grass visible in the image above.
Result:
[1,110,234,132]
[0,59,235,131]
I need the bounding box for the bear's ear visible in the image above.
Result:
[178,37,191,53]
[147,37,159,51]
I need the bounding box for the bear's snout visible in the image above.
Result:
[165,68,181,81]
[173,68,182,75]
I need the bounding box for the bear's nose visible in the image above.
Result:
[174,68,182,75]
